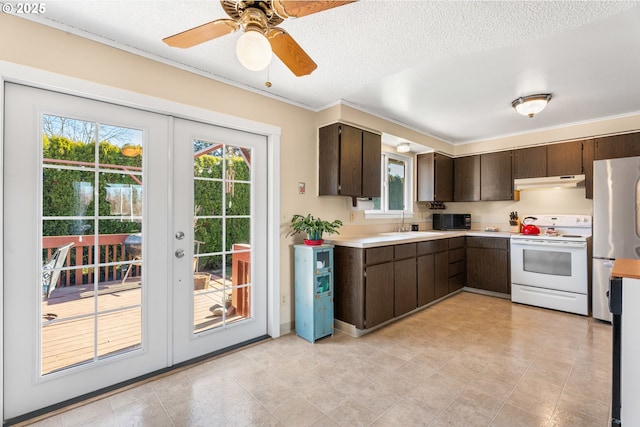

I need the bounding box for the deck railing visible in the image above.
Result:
[42,234,140,287]
[43,235,250,291]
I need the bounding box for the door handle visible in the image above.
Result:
[175,249,185,258]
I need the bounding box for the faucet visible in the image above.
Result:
[398,211,405,232]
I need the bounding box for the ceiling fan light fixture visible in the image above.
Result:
[512,94,552,118]
[396,142,411,153]
[236,29,272,71]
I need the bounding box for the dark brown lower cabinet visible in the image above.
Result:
[334,237,468,332]
[333,245,397,330]
[448,237,466,293]
[364,262,394,329]
[417,239,449,304]
[333,246,365,328]
[466,236,510,294]
[394,258,417,316]
[434,251,450,300]
[417,254,435,305]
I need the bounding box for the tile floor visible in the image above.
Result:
[24,291,612,427]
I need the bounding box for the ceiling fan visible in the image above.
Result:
[163,0,356,76]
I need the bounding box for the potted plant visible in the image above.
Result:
[287,214,343,246]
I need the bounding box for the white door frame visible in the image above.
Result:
[0,60,281,422]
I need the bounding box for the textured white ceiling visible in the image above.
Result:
[12,0,640,146]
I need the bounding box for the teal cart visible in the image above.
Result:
[294,244,334,343]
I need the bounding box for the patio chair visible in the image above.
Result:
[42,242,74,298]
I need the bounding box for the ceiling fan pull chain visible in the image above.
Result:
[265,64,272,88]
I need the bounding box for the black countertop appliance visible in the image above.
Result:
[432,213,471,230]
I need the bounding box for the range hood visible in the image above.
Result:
[514,174,586,190]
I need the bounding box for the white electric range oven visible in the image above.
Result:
[510,215,592,315]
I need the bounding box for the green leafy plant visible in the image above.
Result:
[287,214,343,241]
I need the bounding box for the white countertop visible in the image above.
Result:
[466,231,514,238]
[326,230,514,248]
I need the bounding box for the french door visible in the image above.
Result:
[172,118,267,363]
[3,83,268,419]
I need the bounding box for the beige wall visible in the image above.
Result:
[435,187,592,231]
[1,13,638,333]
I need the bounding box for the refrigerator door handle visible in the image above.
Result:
[604,260,615,268]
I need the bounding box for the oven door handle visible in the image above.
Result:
[511,240,587,248]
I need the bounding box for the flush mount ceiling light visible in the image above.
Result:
[397,142,411,153]
[512,94,552,118]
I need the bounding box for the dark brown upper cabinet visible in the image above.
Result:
[513,146,547,179]
[595,133,640,160]
[583,139,594,199]
[453,155,480,201]
[481,151,514,201]
[318,123,381,200]
[547,140,583,176]
[417,152,453,202]
[361,130,381,197]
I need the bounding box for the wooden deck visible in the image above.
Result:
[41,279,245,375]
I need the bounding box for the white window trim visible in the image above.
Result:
[365,151,413,219]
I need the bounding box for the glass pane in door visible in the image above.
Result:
[192,142,253,333]
[41,114,144,375]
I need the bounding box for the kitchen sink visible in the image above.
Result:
[378,231,444,237]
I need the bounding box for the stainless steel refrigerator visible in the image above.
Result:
[592,156,640,321]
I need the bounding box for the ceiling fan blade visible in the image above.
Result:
[268,28,317,76]
[163,19,239,48]
[272,0,357,19]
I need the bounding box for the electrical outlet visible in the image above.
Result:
[350,211,355,222]
[281,295,286,305]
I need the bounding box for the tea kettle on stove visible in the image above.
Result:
[521,217,541,235]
